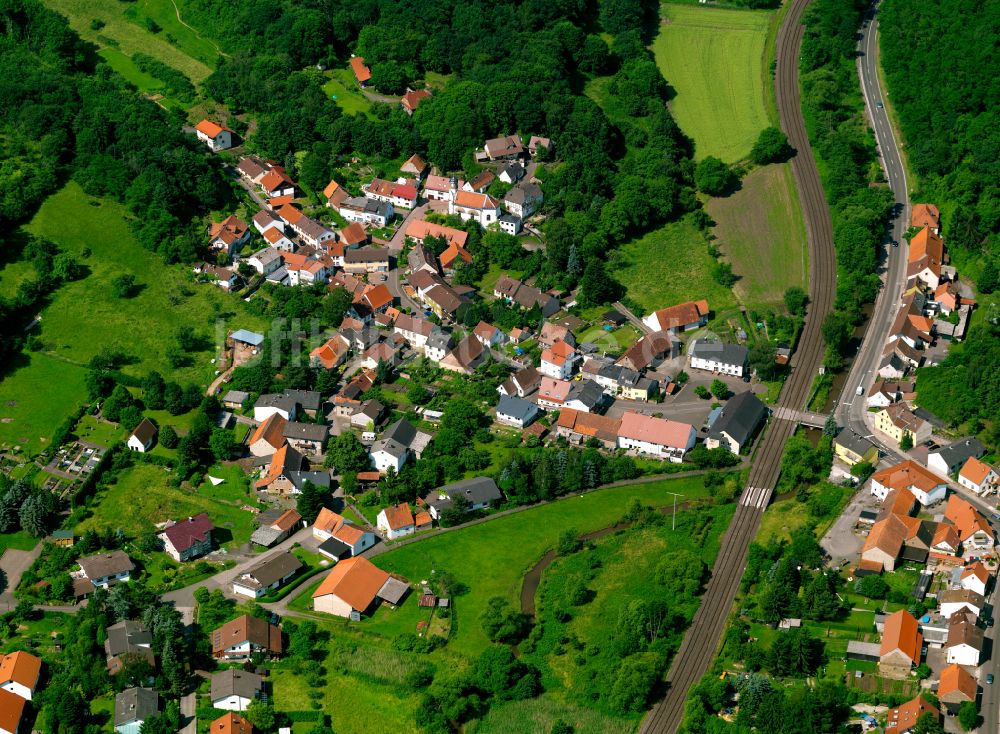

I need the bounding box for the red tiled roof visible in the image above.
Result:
[0,651,40,691]
[380,502,414,531]
[617,412,693,449]
[401,89,431,112]
[350,56,371,83]
[196,119,231,137]
[161,513,214,553]
[250,413,287,450]
[880,609,922,664]
[312,556,389,612]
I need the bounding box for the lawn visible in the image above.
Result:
[653,4,772,162]
[96,47,167,98]
[0,353,89,456]
[468,698,635,734]
[42,0,214,85]
[0,531,40,555]
[706,163,808,306]
[610,217,738,315]
[3,183,268,456]
[73,414,124,448]
[74,462,256,545]
[323,68,375,118]
[133,0,225,66]
[372,476,717,656]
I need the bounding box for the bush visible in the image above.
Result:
[695,157,737,195]
[750,127,793,164]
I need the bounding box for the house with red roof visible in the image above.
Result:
[884,695,938,734]
[959,560,990,597]
[312,508,376,557]
[158,513,215,562]
[450,190,501,227]
[617,412,696,463]
[958,456,997,495]
[363,179,418,209]
[350,56,371,86]
[400,88,431,115]
[910,203,940,234]
[209,215,250,254]
[0,688,25,734]
[376,502,427,540]
[312,557,407,617]
[259,167,295,198]
[643,300,710,333]
[879,609,922,678]
[195,119,234,151]
[0,651,41,701]
[322,180,349,208]
[540,340,578,380]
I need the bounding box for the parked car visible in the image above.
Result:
[876,101,884,109]
[987,673,994,684]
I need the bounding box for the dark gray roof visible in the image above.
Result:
[255,393,297,414]
[223,390,249,405]
[317,536,353,560]
[499,162,525,180]
[708,391,767,447]
[835,428,875,458]
[210,669,262,702]
[505,182,543,205]
[383,419,417,447]
[283,389,322,411]
[496,395,537,422]
[287,470,331,490]
[239,552,303,589]
[345,247,390,263]
[567,379,605,408]
[343,197,391,217]
[423,476,502,512]
[426,331,453,350]
[690,339,749,368]
[282,421,329,443]
[407,244,437,272]
[105,620,152,658]
[933,438,985,468]
[377,577,409,605]
[115,687,159,726]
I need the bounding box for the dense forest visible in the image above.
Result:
[879,0,1000,440]
[189,0,695,298]
[799,0,893,370]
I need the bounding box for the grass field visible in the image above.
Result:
[42,0,214,84]
[323,68,375,118]
[706,163,807,305]
[133,0,224,65]
[653,4,772,162]
[0,183,268,456]
[610,218,738,315]
[468,698,635,734]
[372,477,715,656]
[74,462,255,544]
[96,47,169,99]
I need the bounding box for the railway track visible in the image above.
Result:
[638,0,837,730]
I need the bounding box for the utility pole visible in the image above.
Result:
[665,491,683,531]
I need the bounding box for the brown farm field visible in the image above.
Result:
[706,163,808,306]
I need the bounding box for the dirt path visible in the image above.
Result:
[205,366,234,397]
[168,0,227,58]
[520,499,701,617]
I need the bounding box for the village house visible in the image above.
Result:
[254,393,297,422]
[617,333,677,373]
[0,689,24,734]
[466,170,495,193]
[907,227,944,290]
[344,247,390,274]
[688,339,749,377]
[495,395,540,429]
[194,262,237,289]
[958,456,997,494]
[313,556,407,617]
[209,215,251,255]
[249,508,303,547]
[642,300,710,333]
[244,246,284,276]
[126,418,157,453]
[705,391,768,454]
[252,209,283,235]
[528,135,553,157]
[376,502,432,540]
[928,438,985,478]
[421,477,503,520]
[498,213,522,235]
[363,178,418,209]
[440,334,487,374]
[450,189,501,227]
[405,219,468,252]
[959,560,990,596]
[493,276,560,316]
[939,588,985,619]
[350,398,384,429]
[393,313,438,350]
[350,56,371,86]
[503,182,543,218]
[439,240,472,272]
[483,134,525,161]
[249,414,286,457]
[322,179,349,208]
[115,687,159,734]
[424,174,459,201]
[158,513,214,562]
[884,695,938,734]
[871,460,948,505]
[406,243,438,275]
[211,713,254,734]
[866,379,917,408]
[537,322,576,351]
[860,498,932,572]
[498,162,525,184]
[340,196,393,227]
[236,156,272,185]
[254,444,305,494]
[833,428,879,467]
[944,611,982,665]
[498,366,542,398]
[369,419,431,473]
[878,341,924,380]
[282,421,328,456]
[232,553,303,599]
[210,669,263,712]
[873,404,932,445]
[195,119,234,151]
[937,663,977,715]
[400,88,431,114]
[617,412,697,463]
[313,507,376,558]
[911,203,940,234]
[556,408,621,450]
[77,550,134,589]
[879,610,922,679]
[212,614,282,660]
[259,167,295,198]
[425,331,453,363]
[105,620,154,675]
[0,651,41,701]
[539,340,578,380]
[309,334,350,371]
[400,153,428,178]
[943,495,995,559]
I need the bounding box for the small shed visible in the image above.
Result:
[378,577,409,606]
[231,329,265,347]
[602,310,626,326]
[418,593,437,608]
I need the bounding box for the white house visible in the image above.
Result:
[928,439,986,479]
[245,247,284,276]
[376,502,431,540]
[254,394,297,422]
[369,419,429,474]
[232,552,303,599]
[958,457,998,495]
[340,196,393,227]
[126,419,157,453]
[252,209,284,235]
[539,340,577,380]
[312,508,376,556]
[503,183,543,218]
[944,613,982,666]
[0,652,40,701]
[869,461,948,506]
[449,190,501,227]
[195,119,233,151]
[616,412,697,463]
[959,562,990,597]
[210,669,262,712]
[495,395,539,429]
[158,514,214,562]
[688,339,749,377]
[77,551,134,588]
[939,589,984,620]
[261,226,295,252]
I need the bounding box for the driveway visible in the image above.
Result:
[0,543,40,612]
[159,527,320,607]
[820,483,879,564]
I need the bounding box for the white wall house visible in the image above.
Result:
[195,120,233,151]
[688,340,748,378]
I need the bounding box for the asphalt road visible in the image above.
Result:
[835,3,910,450]
[637,0,838,729]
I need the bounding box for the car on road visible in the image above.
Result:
[992,513,1000,521]
[988,673,994,684]
[892,240,899,248]
[876,101,884,109]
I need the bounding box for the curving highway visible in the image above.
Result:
[637,0,838,730]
